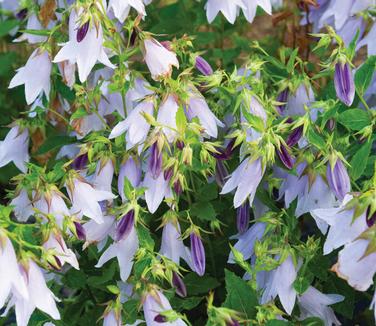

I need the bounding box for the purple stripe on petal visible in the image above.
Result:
[74,221,86,241]
[334,62,355,107]
[115,210,135,241]
[277,144,295,170]
[286,126,303,147]
[366,207,376,227]
[236,202,250,234]
[195,56,213,76]
[149,142,163,179]
[76,21,90,43]
[326,159,350,201]
[190,232,205,276]
[172,272,187,297]
[215,160,228,187]
[276,89,289,114]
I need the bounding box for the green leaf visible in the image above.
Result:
[0,19,19,38]
[306,126,326,150]
[338,109,371,130]
[171,296,203,311]
[176,105,187,133]
[266,321,293,326]
[191,201,216,221]
[301,317,325,326]
[36,135,76,155]
[350,140,372,180]
[137,225,155,251]
[354,56,376,96]
[223,269,258,319]
[183,273,220,295]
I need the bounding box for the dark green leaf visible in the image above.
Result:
[36,135,76,155]
[354,56,376,96]
[350,140,372,180]
[338,109,371,130]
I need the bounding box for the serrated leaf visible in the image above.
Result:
[183,273,220,295]
[338,109,371,130]
[350,140,372,180]
[0,19,19,37]
[354,56,376,96]
[190,201,216,221]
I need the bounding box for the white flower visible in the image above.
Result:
[143,171,172,214]
[118,157,142,202]
[10,189,33,222]
[370,290,376,323]
[96,223,139,281]
[0,234,28,309]
[311,195,368,254]
[9,49,51,104]
[108,0,146,22]
[44,233,79,270]
[109,99,154,149]
[159,221,193,268]
[93,159,115,194]
[7,260,60,326]
[84,215,115,247]
[15,14,54,44]
[54,8,115,82]
[143,290,187,325]
[157,95,179,143]
[57,60,76,88]
[125,77,154,111]
[241,0,272,23]
[0,125,29,173]
[143,38,179,80]
[67,178,116,224]
[297,286,343,326]
[333,239,376,291]
[260,255,298,315]
[186,89,224,138]
[99,81,125,117]
[205,0,245,24]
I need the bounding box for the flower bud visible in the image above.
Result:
[366,206,376,227]
[286,126,303,147]
[172,272,187,297]
[71,153,88,170]
[164,167,173,181]
[74,221,86,241]
[326,159,350,201]
[236,202,250,234]
[215,160,228,187]
[115,210,135,241]
[276,88,289,114]
[173,180,183,196]
[190,232,205,276]
[16,8,28,20]
[76,21,90,43]
[149,142,163,178]
[326,118,336,132]
[334,62,355,107]
[195,56,213,76]
[277,144,294,170]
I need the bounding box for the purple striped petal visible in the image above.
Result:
[190,232,205,276]
[276,88,289,114]
[277,144,295,170]
[172,272,187,297]
[149,142,163,179]
[195,56,213,76]
[236,202,250,234]
[115,210,135,241]
[326,159,350,201]
[286,126,303,147]
[334,62,355,107]
[366,206,376,227]
[76,21,90,43]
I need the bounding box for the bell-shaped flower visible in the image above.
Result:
[311,195,368,254]
[159,221,192,269]
[195,56,213,76]
[241,0,272,24]
[43,233,79,270]
[0,234,28,309]
[326,158,350,201]
[143,171,172,214]
[125,78,154,111]
[0,125,29,173]
[260,255,298,315]
[297,286,343,326]
[98,81,125,117]
[118,157,142,201]
[221,157,264,208]
[7,259,60,326]
[228,222,266,263]
[9,49,51,104]
[93,159,114,194]
[241,94,267,142]
[285,83,316,120]
[205,0,245,24]
[67,177,116,224]
[53,8,115,82]
[332,239,376,291]
[190,232,205,276]
[334,61,355,107]
[84,215,116,247]
[357,22,376,56]
[96,222,139,282]
[109,99,154,150]
[34,190,70,228]
[143,290,187,325]
[58,60,76,88]
[10,189,33,222]
[15,14,53,44]
[236,202,250,234]
[186,88,224,138]
[143,38,179,80]
[108,0,146,23]
[157,95,178,143]
[103,309,122,326]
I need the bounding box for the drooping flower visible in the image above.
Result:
[0,125,29,173]
[277,144,294,170]
[109,99,154,150]
[148,142,163,179]
[334,61,355,106]
[9,49,51,104]
[205,0,245,24]
[108,0,146,23]
[53,8,115,82]
[114,209,135,241]
[43,233,79,270]
[195,56,213,76]
[186,88,224,138]
[118,157,142,202]
[143,38,179,80]
[125,78,154,111]
[236,202,250,234]
[7,260,61,326]
[10,189,33,222]
[0,233,28,309]
[159,221,192,269]
[93,159,115,194]
[285,83,316,119]
[96,222,139,282]
[326,158,350,201]
[357,22,376,56]
[240,0,272,24]
[84,215,116,247]
[143,290,187,325]
[103,309,122,326]
[190,232,205,276]
[143,171,172,214]
[241,94,267,142]
[66,177,116,224]
[157,95,179,143]
[15,14,54,44]
[221,157,264,208]
[311,195,368,254]
[297,286,343,326]
[260,255,298,315]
